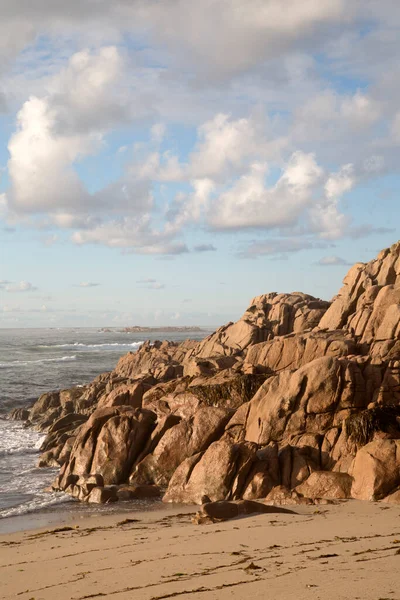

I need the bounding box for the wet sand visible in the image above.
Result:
[1,500,399,600]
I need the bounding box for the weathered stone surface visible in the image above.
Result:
[245,330,357,374]
[114,340,197,381]
[131,406,232,487]
[194,292,329,359]
[295,471,353,499]
[57,407,157,489]
[265,485,314,505]
[319,241,400,352]
[382,488,400,504]
[241,444,280,500]
[97,382,147,409]
[350,439,400,500]
[163,438,257,504]
[188,371,266,410]
[116,484,161,500]
[87,486,118,504]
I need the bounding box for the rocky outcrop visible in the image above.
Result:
[163,438,257,504]
[194,292,329,359]
[319,241,400,358]
[12,240,400,507]
[131,406,233,487]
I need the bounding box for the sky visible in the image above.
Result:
[0,0,399,328]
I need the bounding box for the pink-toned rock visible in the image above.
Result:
[295,471,352,499]
[131,406,232,487]
[350,439,400,500]
[163,438,257,504]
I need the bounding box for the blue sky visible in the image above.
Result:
[0,1,399,327]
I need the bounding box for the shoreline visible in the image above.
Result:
[1,500,399,600]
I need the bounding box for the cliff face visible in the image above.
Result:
[13,242,400,506]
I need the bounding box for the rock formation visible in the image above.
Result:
[10,241,400,506]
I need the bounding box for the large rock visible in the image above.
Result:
[131,406,233,487]
[114,340,197,381]
[350,439,400,500]
[295,471,353,499]
[193,292,329,359]
[163,438,257,504]
[319,242,400,355]
[244,330,357,374]
[244,356,371,446]
[56,406,157,489]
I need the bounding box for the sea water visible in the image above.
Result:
[0,327,209,526]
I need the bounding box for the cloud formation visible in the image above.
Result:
[3,281,38,293]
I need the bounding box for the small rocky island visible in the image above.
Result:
[11,241,400,511]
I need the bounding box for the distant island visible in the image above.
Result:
[99,326,204,333]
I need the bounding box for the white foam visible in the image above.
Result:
[0,421,46,456]
[0,356,77,368]
[39,341,144,350]
[0,492,72,519]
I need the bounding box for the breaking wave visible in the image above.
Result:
[0,356,77,369]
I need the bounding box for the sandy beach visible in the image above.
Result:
[1,500,399,600]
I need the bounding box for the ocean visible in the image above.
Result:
[0,327,209,530]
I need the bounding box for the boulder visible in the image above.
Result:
[97,382,147,409]
[163,438,257,504]
[295,471,353,499]
[350,439,400,500]
[245,330,357,374]
[116,484,161,500]
[87,486,118,504]
[131,406,232,487]
[193,292,329,359]
[57,407,157,489]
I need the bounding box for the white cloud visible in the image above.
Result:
[75,282,101,288]
[324,164,355,199]
[5,281,38,293]
[317,255,351,266]
[209,152,323,230]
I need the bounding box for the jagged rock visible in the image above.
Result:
[163,438,257,504]
[8,407,31,421]
[131,406,232,487]
[116,484,161,500]
[192,499,295,523]
[295,471,353,499]
[97,381,147,409]
[350,438,400,500]
[319,242,400,354]
[193,292,329,359]
[382,488,400,503]
[265,485,314,505]
[57,407,157,489]
[114,340,197,380]
[87,486,118,504]
[39,413,88,454]
[245,330,357,374]
[188,371,267,410]
[244,356,380,448]
[241,444,280,500]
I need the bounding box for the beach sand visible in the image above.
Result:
[0,500,399,600]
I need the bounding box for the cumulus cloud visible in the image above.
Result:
[1,1,399,262]
[4,281,38,292]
